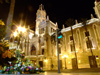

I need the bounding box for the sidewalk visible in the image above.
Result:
[45,68,100,73]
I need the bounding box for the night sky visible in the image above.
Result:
[0,0,97,29]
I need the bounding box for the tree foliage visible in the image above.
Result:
[0,20,6,40]
[0,26,6,40]
[0,39,16,66]
[0,0,15,40]
[65,18,75,27]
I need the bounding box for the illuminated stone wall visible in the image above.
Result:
[57,19,100,69]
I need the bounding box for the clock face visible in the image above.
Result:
[38,14,40,18]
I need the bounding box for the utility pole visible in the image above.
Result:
[56,29,60,73]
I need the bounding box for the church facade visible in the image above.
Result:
[9,0,100,70]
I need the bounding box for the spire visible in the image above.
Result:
[91,14,94,19]
[46,16,49,21]
[56,22,58,25]
[39,4,44,10]
[62,24,65,29]
[56,22,58,28]
[75,20,78,24]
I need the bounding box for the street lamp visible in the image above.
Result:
[63,55,68,69]
[18,26,22,32]
[13,26,26,50]
[45,59,47,62]
[21,27,26,33]
[44,57,47,62]
[14,31,17,37]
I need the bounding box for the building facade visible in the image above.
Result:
[9,0,100,70]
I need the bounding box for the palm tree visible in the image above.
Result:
[0,0,16,40]
[81,18,97,68]
[81,18,94,56]
[6,0,15,40]
[65,18,78,69]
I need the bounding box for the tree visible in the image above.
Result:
[0,39,17,66]
[6,0,15,40]
[80,18,97,68]
[0,20,6,40]
[0,0,16,40]
[81,18,94,56]
[65,18,78,69]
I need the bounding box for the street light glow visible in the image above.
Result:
[62,56,64,58]
[14,31,17,37]
[45,59,47,62]
[64,55,68,58]
[22,27,26,33]
[18,26,22,32]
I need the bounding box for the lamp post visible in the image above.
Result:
[13,26,26,50]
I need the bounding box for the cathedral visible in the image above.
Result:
[9,0,100,70]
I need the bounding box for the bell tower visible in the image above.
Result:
[35,4,46,35]
[94,0,100,19]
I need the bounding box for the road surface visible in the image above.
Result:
[0,72,100,75]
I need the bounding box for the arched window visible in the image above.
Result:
[86,40,93,49]
[31,44,36,55]
[69,35,74,52]
[42,49,44,55]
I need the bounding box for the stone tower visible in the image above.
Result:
[94,0,100,19]
[35,4,46,36]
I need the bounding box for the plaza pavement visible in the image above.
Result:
[0,68,100,75]
[45,68,100,73]
[40,72,100,75]
[1,72,100,75]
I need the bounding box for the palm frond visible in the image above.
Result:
[80,18,87,25]
[65,18,75,27]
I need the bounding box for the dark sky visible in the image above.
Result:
[0,0,96,29]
